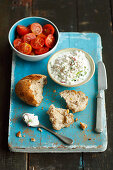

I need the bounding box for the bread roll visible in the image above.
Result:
[15,74,47,107]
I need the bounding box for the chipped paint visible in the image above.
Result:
[19,138,24,143]
[23,128,34,137]
[12,115,18,123]
[97,145,102,148]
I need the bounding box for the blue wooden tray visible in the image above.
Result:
[8,33,107,152]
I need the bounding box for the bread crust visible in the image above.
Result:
[15,74,47,106]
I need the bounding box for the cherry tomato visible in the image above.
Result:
[31,36,45,49]
[35,47,49,55]
[18,43,32,55]
[17,25,30,36]
[45,34,55,48]
[23,33,36,44]
[30,23,42,35]
[13,38,22,50]
[38,33,46,39]
[43,24,55,36]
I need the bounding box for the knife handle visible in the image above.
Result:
[95,91,103,133]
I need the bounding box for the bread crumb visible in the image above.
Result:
[38,128,42,132]
[74,118,78,122]
[31,138,35,142]
[42,107,43,110]
[88,138,91,140]
[80,122,87,130]
[53,90,56,93]
[23,135,25,137]
[67,109,69,113]
[16,131,22,137]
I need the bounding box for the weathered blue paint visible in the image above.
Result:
[8,33,107,152]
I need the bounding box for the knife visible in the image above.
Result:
[95,61,107,133]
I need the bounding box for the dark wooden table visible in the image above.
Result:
[0,0,113,169]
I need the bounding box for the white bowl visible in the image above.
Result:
[47,48,95,87]
[8,17,59,61]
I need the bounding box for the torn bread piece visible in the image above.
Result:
[15,74,47,107]
[47,104,74,130]
[60,90,88,113]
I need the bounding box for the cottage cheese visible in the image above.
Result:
[49,50,91,85]
[23,113,39,127]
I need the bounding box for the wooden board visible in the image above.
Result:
[8,32,107,153]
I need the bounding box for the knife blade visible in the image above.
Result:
[95,61,107,133]
[98,61,107,90]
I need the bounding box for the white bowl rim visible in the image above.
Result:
[47,48,95,87]
[8,16,59,58]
